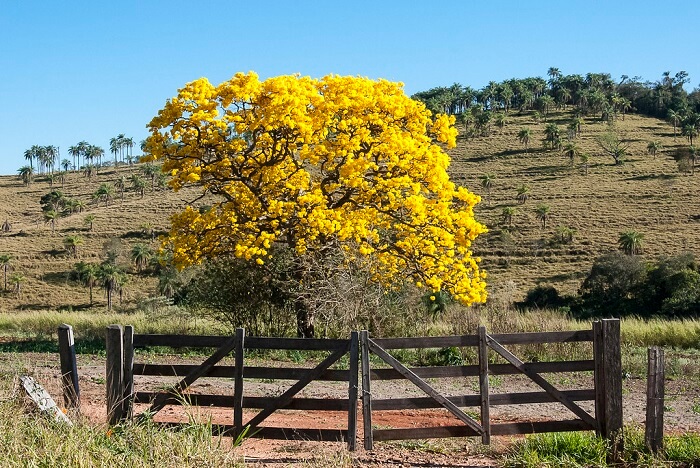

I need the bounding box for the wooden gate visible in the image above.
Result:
[360,319,622,451]
[106,326,360,450]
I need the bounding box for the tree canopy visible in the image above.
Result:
[146,72,488,308]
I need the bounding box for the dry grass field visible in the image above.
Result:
[0,108,696,313]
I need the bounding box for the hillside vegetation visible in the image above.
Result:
[0,107,695,314]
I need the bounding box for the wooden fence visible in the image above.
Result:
[98,319,623,451]
[105,325,359,449]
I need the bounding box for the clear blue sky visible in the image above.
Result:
[2,0,699,175]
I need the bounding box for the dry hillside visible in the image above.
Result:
[0,109,697,313]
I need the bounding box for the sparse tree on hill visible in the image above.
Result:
[647,141,661,159]
[516,184,530,204]
[479,173,495,205]
[44,209,59,234]
[597,132,629,165]
[682,122,698,146]
[518,127,531,152]
[98,262,127,312]
[130,243,153,272]
[115,176,127,202]
[535,204,551,229]
[74,261,99,305]
[10,273,25,298]
[84,214,96,231]
[17,165,33,186]
[556,225,576,244]
[543,123,561,150]
[0,254,11,291]
[667,109,680,140]
[63,235,84,258]
[563,142,578,166]
[618,230,644,255]
[130,174,146,198]
[93,183,115,207]
[494,113,507,133]
[502,206,517,227]
[579,153,590,175]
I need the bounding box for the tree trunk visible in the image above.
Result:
[295,298,315,338]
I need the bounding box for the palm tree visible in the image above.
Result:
[84,214,96,231]
[0,254,11,291]
[563,142,578,166]
[115,176,127,202]
[141,163,160,192]
[74,261,98,305]
[518,128,531,152]
[618,230,644,255]
[556,225,576,244]
[93,183,115,207]
[10,273,25,298]
[647,141,661,159]
[98,262,126,312]
[516,184,530,204]
[110,136,120,166]
[63,235,84,258]
[534,204,551,229]
[61,159,71,173]
[68,145,80,171]
[494,113,507,133]
[130,174,146,198]
[502,207,517,227]
[667,109,680,140]
[479,173,495,205]
[682,123,698,146]
[579,153,590,175]
[44,209,59,234]
[543,123,561,150]
[130,243,153,272]
[17,165,34,186]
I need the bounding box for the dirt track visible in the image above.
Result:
[5,351,700,466]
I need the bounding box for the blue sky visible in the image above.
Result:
[2,0,699,175]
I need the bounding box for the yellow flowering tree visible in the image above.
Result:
[147,72,487,337]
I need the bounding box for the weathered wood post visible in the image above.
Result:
[233,328,245,439]
[106,324,125,424]
[478,325,491,445]
[122,325,134,420]
[360,330,373,450]
[57,324,80,409]
[347,331,359,451]
[645,346,664,453]
[593,318,623,461]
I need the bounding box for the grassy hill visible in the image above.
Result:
[0,108,697,313]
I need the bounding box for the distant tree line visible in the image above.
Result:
[412,68,700,134]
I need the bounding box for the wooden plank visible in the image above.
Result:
[371,330,593,349]
[486,334,597,429]
[122,325,134,420]
[244,344,349,429]
[233,328,244,438]
[347,331,359,451]
[368,360,595,380]
[57,324,80,409]
[360,331,373,450]
[244,336,348,350]
[133,334,231,348]
[20,376,72,426]
[371,389,595,410]
[153,423,349,441]
[593,320,604,436]
[372,419,592,441]
[134,392,350,410]
[368,338,484,435]
[143,336,238,418]
[106,325,125,425]
[645,347,664,454]
[478,325,490,445]
[132,364,349,381]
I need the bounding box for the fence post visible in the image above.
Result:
[347,331,359,451]
[233,328,245,439]
[122,325,134,420]
[360,330,373,450]
[478,325,491,445]
[645,347,664,453]
[57,324,80,409]
[106,324,125,425]
[593,319,623,461]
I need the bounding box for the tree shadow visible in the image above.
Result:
[624,173,677,181]
[40,271,71,284]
